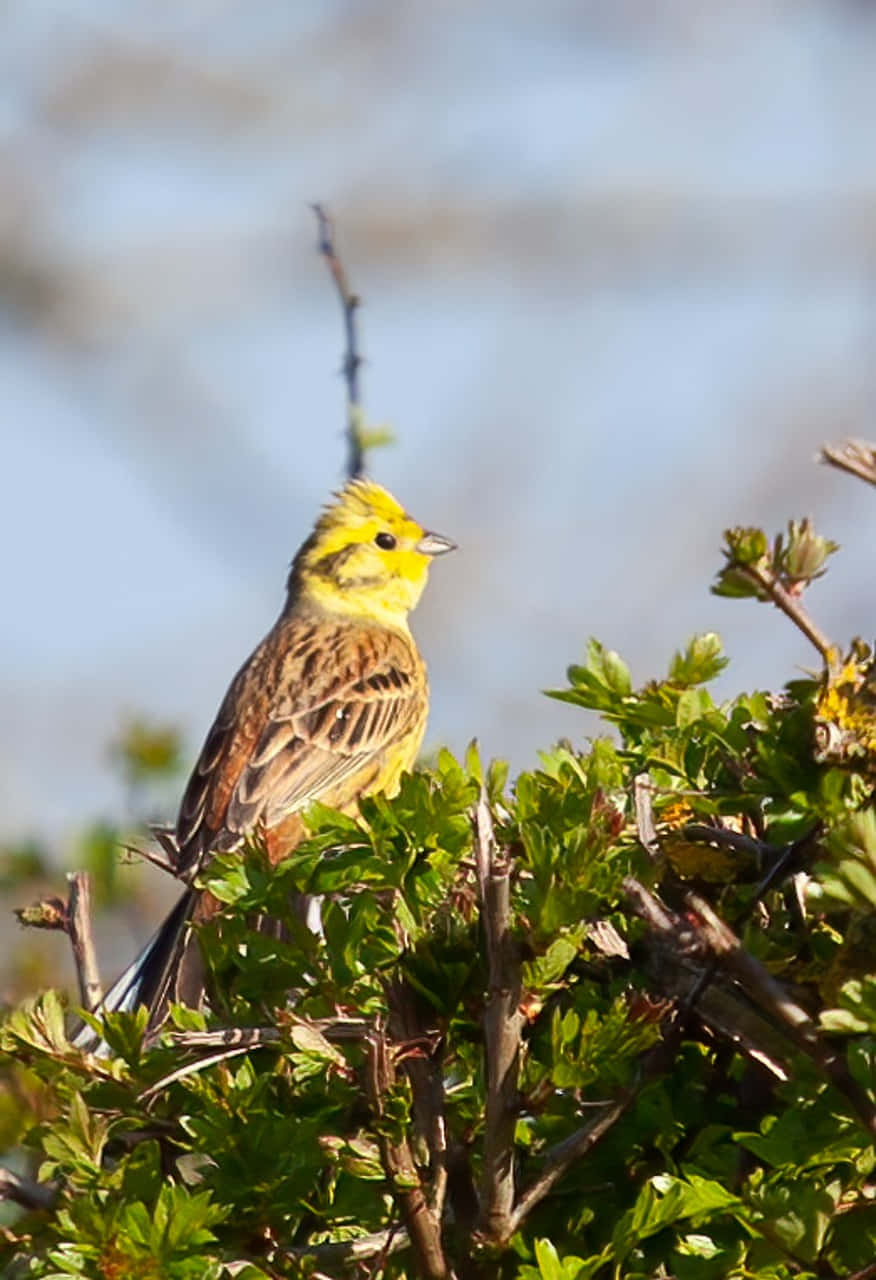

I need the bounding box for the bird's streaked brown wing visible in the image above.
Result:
[174,617,426,875]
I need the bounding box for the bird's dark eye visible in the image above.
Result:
[375,531,397,550]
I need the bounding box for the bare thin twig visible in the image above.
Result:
[148,1015,377,1102]
[66,872,102,1012]
[685,893,812,1035]
[624,877,722,1017]
[138,1046,257,1102]
[312,203,365,480]
[475,790,522,1244]
[750,826,821,904]
[509,1020,688,1235]
[628,873,876,1137]
[118,841,179,878]
[820,438,876,489]
[509,1098,629,1234]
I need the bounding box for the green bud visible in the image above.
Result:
[723,525,769,566]
[782,518,839,585]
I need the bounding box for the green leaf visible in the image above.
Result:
[533,1239,564,1280]
[669,634,729,687]
[612,1174,741,1259]
[676,688,712,728]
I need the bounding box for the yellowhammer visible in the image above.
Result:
[86,479,455,1039]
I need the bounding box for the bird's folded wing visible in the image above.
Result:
[175,621,425,873]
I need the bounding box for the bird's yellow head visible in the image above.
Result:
[288,479,456,629]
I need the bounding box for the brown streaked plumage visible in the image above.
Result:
[175,615,427,869]
[76,480,454,1047]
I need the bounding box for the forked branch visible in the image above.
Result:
[685,891,876,1140]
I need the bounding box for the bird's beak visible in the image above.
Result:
[417,531,457,557]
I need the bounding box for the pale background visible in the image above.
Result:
[3,3,876,928]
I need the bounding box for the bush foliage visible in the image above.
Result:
[2,514,875,1279]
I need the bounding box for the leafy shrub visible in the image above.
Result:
[2,514,875,1279]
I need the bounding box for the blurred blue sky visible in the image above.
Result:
[3,1,876,851]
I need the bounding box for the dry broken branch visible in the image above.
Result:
[633,772,660,860]
[15,874,103,1011]
[66,872,102,1012]
[820,438,876,488]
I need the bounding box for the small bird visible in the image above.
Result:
[82,479,455,1043]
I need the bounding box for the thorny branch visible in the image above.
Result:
[312,203,365,480]
[686,891,876,1140]
[365,1029,453,1280]
[626,873,876,1140]
[475,789,523,1245]
[385,978,451,1223]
